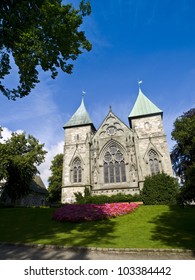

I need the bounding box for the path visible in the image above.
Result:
[0,243,195,260]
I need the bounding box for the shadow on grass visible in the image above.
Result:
[0,207,117,259]
[149,205,195,253]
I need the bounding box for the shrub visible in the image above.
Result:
[141,172,179,205]
[74,191,141,204]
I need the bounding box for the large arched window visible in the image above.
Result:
[72,158,82,183]
[148,150,160,175]
[103,145,126,183]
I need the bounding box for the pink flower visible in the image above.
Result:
[52,202,139,222]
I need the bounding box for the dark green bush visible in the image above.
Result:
[141,172,179,205]
[74,189,141,204]
[74,191,84,202]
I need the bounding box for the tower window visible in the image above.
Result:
[148,150,160,175]
[72,158,82,183]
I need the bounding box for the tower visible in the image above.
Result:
[128,86,173,189]
[61,97,96,203]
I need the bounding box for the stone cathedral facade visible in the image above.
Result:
[61,87,173,203]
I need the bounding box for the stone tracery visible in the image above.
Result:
[103,145,126,183]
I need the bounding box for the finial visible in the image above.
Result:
[82,90,86,97]
[138,80,143,89]
[109,105,112,112]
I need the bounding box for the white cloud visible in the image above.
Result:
[0,127,24,142]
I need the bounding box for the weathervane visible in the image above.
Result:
[138,80,143,89]
[82,90,86,97]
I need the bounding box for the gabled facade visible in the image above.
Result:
[61,88,173,203]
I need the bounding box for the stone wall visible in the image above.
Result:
[62,125,93,203]
[62,113,173,203]
[131,114,173,183]
[61,186,86,204]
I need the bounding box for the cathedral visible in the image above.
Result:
[61,86,173,203]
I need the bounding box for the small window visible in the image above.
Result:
[72,158,82,183]
[73,167,78,183]
[115,162,120,182]
[104,162,109,183]
[148,150,160,175]
[121,161,126,182]
[109,162,114,183]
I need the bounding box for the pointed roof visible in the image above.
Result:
[129,87,162,119]
[64,97,95,129]
[30,175,48,194]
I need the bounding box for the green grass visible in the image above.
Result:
[0,205,195,249]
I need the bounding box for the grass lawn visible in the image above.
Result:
[0,205,195,249]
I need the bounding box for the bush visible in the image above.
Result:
[74,189,141,204]
[141,173,179,205]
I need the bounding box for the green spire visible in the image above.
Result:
[64,97,94,128]
[129,87,162,118]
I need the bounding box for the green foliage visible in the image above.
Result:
[178,165,195,205]
[47,153,63,203]
[84,186,91,197]
[74,189,141,204]
[1,206,195,249]
[74,191,84,203]
[171,108,195,203]
[141,173,179,205]
[0,132,47,203]
[0,0,92,99]
[74,186,91,203]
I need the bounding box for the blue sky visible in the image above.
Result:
[0,0,195,186]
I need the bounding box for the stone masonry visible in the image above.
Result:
[61,87,173,203]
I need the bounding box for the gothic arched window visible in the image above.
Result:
[103,145,126,183]
[148,150,160,175]
[72,158,82,183]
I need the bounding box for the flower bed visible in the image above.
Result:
[52,202,139,222]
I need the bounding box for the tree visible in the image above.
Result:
[0,0,91,100]
[141,173,179,205]
[0,132,47,203]
[171,108,195,203]
[48,153,63,203]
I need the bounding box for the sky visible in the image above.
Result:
[0,0,195,186]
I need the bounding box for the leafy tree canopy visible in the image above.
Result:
[0,0,91,100]
[0,132,47,203]
[48,153,63,203]
[171,108,195,179]
[171,108,195,203]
